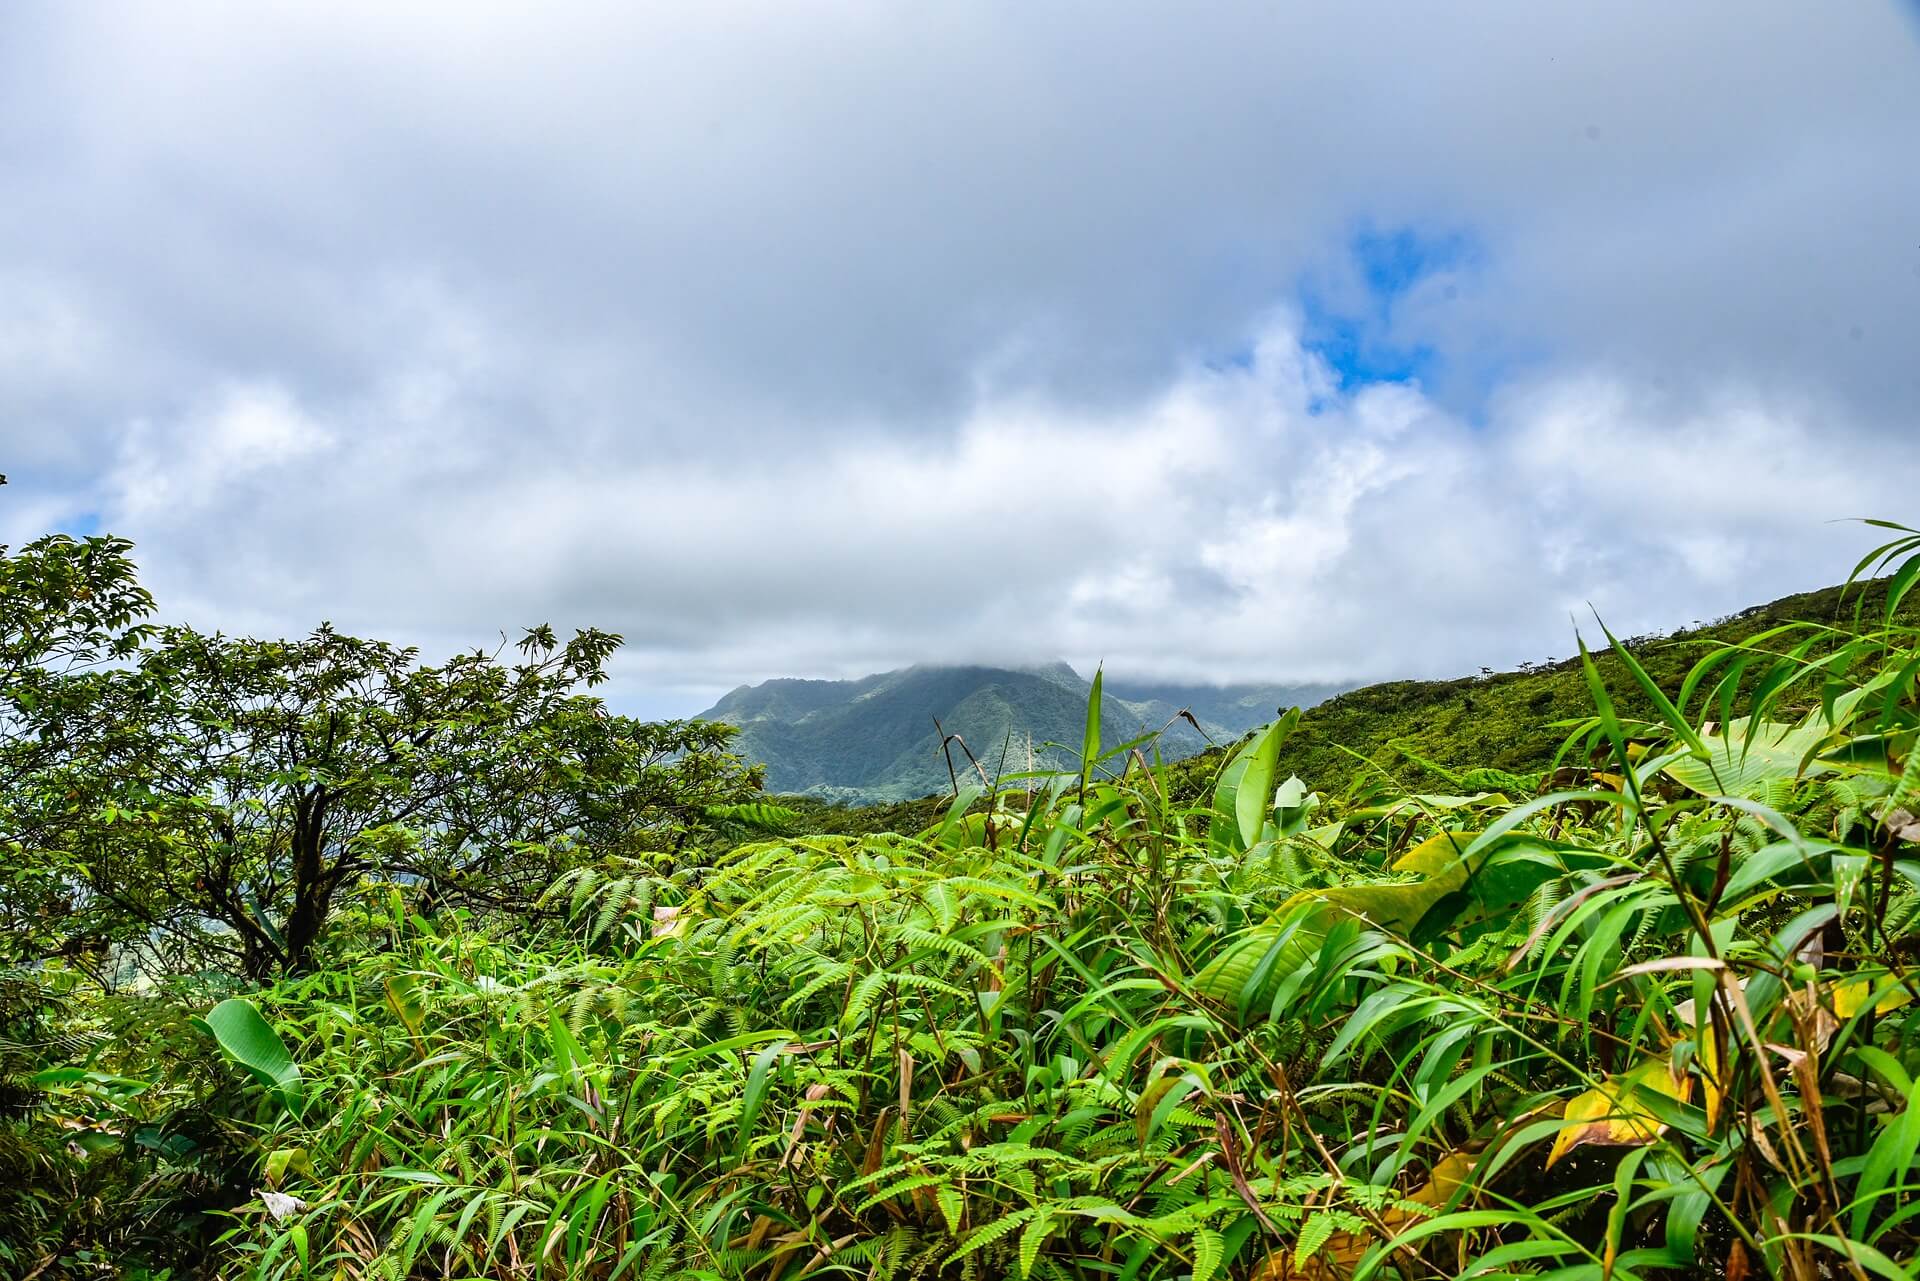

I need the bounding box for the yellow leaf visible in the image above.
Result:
[1136,1073,1180,1148]
[1697,1029,1725,1133]
[1547,1057,1691,1167]
[1407,1150,1476,1209]
[262,1146,309,1188]
[1830,974,1913,1020]
[1389,830,1480,880]
[1249,1229,1372,1281]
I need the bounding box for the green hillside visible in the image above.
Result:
[1239,573,1915,801]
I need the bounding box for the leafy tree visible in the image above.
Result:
[22,620,761,978]
[0,525,157,965]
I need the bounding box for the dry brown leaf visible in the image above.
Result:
[860,1107,891,1177]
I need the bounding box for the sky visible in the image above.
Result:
[3,2,1918,718]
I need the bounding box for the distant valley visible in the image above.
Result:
[696,662,1347,802]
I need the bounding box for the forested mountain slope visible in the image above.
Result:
[699,662,1338,801]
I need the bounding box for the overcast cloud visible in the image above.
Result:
[4,2,1918,715]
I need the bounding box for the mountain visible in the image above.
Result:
[698,663,1346,802]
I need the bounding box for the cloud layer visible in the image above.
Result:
[4,3,1917,714]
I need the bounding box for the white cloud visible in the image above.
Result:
[111,383,334,519]
[61,310,1909,709]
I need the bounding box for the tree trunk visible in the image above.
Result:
[241,936,278,983]
[282,792,331,973]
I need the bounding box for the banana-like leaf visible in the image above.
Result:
[1212,709,1301,854]
[1404,834,1602,938]
[201,997,303,1116]
[1662,717,1832,799]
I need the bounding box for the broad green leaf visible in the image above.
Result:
[1195,828,1494,1012]
[1662,717,1833,799]
[736,1039,787,1163]
[1212,709,1301,853]
[1852,1078,1920,1238]
[384,974,426,1037]
[1081,666,1102,790]
[202,997,303,1117]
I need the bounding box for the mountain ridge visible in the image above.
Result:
[698,662,1346,802]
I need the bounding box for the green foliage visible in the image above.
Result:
[0,529,157,966]
[0,968,254,1278]
[779,577,1913,844]
[1138,573,1920,811]
[0,527,759,1270]
[200,998,303,1117]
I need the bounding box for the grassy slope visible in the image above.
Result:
[788,576,1905,831]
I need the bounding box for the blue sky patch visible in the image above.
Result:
[1299,224,1482,396]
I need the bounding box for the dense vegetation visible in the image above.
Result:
[3,518,1919,1280]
